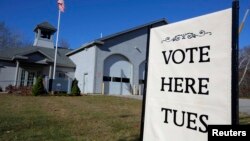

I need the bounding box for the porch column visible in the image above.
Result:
[14,60,19,86]
[49,65,52,79]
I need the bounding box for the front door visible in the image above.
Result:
[20,70,36,87]
[27,72,35,86]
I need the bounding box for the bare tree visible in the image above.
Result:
[239,46,250,97]
[59,38,70,49]
[0,21,31,48]
[0,22,11,47]
[239,56,250,85]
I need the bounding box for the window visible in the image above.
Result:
[122,78,130,83]
[40,31,51,39]
[20,70,25,86]
[57,72,66,79]
[112,77,121,82]
[103,76,111,81]
[27,72,35,86]
[139,79,145,84]
[103,76,130,83]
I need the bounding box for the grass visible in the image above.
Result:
[0,95,141,141]
[239,112,250,125]
[0,95,250,141]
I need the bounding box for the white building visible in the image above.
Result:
[0,19,167,95]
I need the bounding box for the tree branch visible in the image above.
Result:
[239,56,250,86]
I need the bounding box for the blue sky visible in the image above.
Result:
[0,0,249,49]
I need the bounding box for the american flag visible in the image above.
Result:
[58,0,65,12]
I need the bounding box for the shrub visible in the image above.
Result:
[4,85,32,95]
[71,79,80,96]
[32,76,45,96]
[5,85,16,93]
[18,86,32,96]
[0,86,2,92]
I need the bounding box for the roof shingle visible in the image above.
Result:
[0,46,75,68]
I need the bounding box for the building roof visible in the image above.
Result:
[66,41,104,56]
[66,18,168,56]
[0,46,75,68]
[34,21,57,33]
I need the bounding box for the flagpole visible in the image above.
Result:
[239,9,249,33]
[53,9,61,79]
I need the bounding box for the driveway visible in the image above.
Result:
[239,99,250,115]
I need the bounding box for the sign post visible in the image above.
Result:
[140,1,239,141]
[231,0,239,125]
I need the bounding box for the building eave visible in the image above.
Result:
[12,55,28,60]
[66,41,104,56]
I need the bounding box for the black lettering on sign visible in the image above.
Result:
[161,108,209,133]
[172,49,185,64]
[184,78,197,94]
[161,108,172,123]
[161,77,172,92]
[162,50,173,64]
[173,109,185,127]
[174,77,184,93]
[199,115,208,133]
[199,46,210,63]
[186,47,198,63]
[186,112,198,131]
[198,78,209,95]
[162,46,210,64]
[161,77,209,95]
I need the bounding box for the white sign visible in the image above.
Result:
[143,9,232,141]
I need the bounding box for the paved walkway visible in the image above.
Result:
[239,99,250,115]
[114,95,250,115]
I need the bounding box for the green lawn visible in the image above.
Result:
[0,95,249,141]
[240,112,250,124]
[0,95,141,141]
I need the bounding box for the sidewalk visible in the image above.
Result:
[239,99,250,115]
